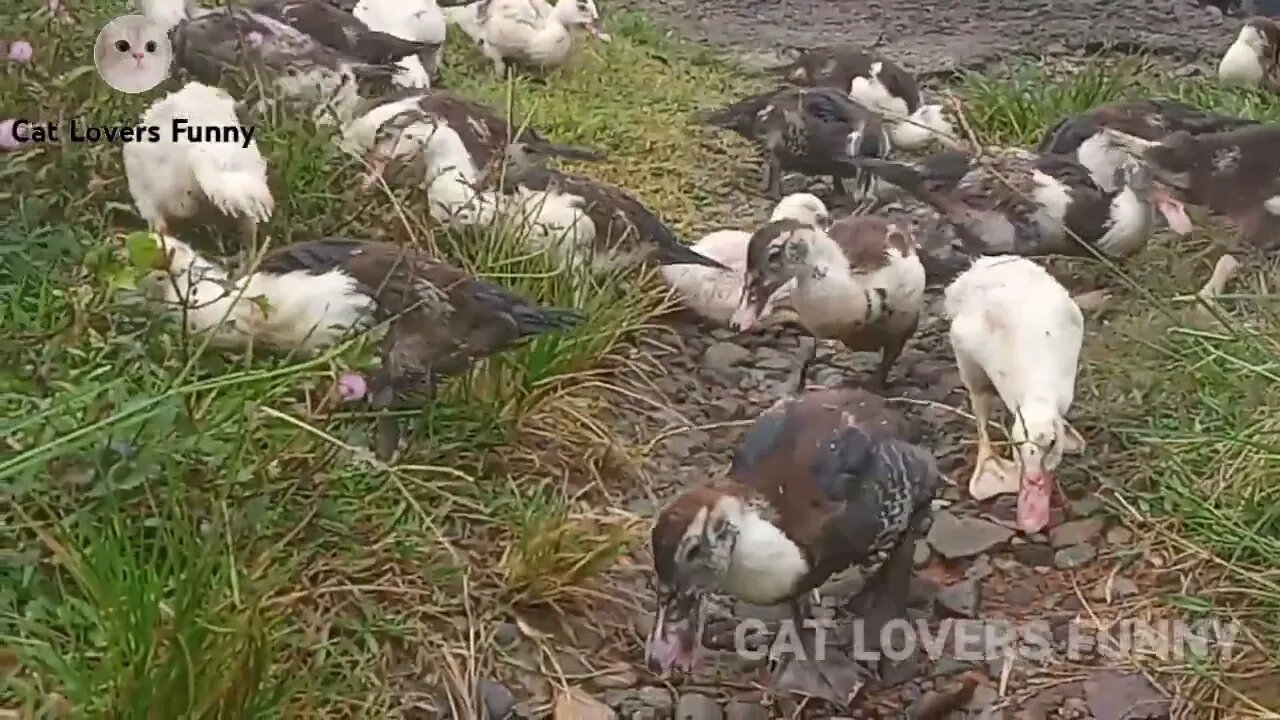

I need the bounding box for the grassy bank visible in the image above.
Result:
[960,58,1280,714]
[0,3,753,716]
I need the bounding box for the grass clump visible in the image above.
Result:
[961,56,1280,713]
[0,1,752,716]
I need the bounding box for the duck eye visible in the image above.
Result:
[115,39,131,52]
[145,40,157,52]
[684,544,701,562]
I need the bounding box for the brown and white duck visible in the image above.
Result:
[770,44,961,151]
[1103,124,1280,299]
[494,164,730,272]
[1038,99,1258,192]
[1218,17,1280,89]
[701,86,892,205]
[251,0,437,74]
[730,215,926,389]
[853,147,1192,259]
[646,387,940,698]
[137,234,582,459]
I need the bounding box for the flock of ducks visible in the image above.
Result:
[94,0,1280,707]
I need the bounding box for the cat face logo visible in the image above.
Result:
[93,15,172,94]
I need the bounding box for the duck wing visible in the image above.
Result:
[1038,99,1259,154]
[419,91,605,167]
[698,86,789,138]
[252,0,435,64]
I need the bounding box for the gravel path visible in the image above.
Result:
[616,0,1236,74]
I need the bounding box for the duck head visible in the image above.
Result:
[1008,400,1084,534]
[553,0,610,42]
[1115,159,1193,235]
[732,218,818,331]
[1099,129,1197,194]
[646,485,746,675]
[360,109,428,190]
[770,192,831,230]
[891,102,965,151]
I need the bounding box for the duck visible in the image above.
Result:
[1038,98,1259,192]
[659,193,831,327]
[852,147,1192,259]
[341,0,451,88]
[250,0,437,88]
[161,5,398,125]
[453,0,610,76]
[123,81,273,252]
[1101,124,1280,300]
[493,164,730,272]
[769,45,961,151]
[730,214,926,389]
[702,86,892,204]
[137,234,582,459]
[343,89,605,186]
[646,386,940,699]
[1218,16,1280,89]
[944,255,1086,534]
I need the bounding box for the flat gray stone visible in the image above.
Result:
[675,693,722,720]
[1054,543,1097,569]
[1105,526,1134,545]
[928,511,1015,559]
[724,701,769,720]
[937,579,981,618]
[913,539,933,568]
[703,341,753,372]
[1050,517,1106,548]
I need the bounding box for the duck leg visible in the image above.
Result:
[846,509,928,679]
[1198,253,1242,299]
[868,320,915,390]
[763,155,784,201]
[963,388,1020,501]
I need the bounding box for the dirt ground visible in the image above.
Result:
[614,0,1232,74]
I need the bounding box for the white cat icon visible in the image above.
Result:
[94,15,172,94]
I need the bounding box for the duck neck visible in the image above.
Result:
[138,0,189,30]
[1096,185,1153,257]
[788,232,850,288]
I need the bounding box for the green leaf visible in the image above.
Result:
[124,231,161,272]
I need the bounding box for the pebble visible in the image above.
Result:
[1089,576,1139,601]
[1105,526,1133,545]
[637,687,675,713]
[703,342,753,372]
[724,702,769,720]
[675,693,722,720]
[494,622,521,647]
[928,511,1015,559]
[913,539,932,568]
[937,578,981,618]
[1049,518,1106,548]
[1054,543,1097,569]
[966,554,993,581]
[1012,544,1055,568]
[479,678,517,720]
[1068,496,1104,518]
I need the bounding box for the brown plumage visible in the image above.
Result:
[769,44,921,114]
[646,388,939,679]
[257,237,582,458]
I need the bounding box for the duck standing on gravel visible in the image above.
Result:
[660,193,830,327]
[701,86,892,206]
[123,82,273,255]
[944,255,1086,535]
[852,147,1192,259]
[446,0,610,75]
[1038,98,1259,192]
[770,44,961,151]
[646,387,940,705]
[1217,16,1280,89]
[137,234,582,460]
[731,214,926,389]
[1102,124,1280,300]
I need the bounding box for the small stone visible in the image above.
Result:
[1054,543,1097,569]
[636,687,674,712]
[966,554,993,581]
[1004,585,1037,609]
[1089,576,1139,602]
[1013,544,1055,568]
[494,622,521,647]
[927,511,1015,559]
[1050,518,1106,548]
[675,692,722,720]
[1068,496,1104,518]
[913,539,932,568]
[703,342,752,372]
[724,701,769,720]
[480,679,517,719]
[1105,526,1133,545]
[937,579,980,618]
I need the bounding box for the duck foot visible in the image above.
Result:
[770,640,869,710]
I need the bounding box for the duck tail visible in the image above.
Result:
[849,157,927,195]
[512,305,585,336]
[697,91,773,131]
[351,62,401,83]
[535,141,608,162]
[1037,114,1097,155]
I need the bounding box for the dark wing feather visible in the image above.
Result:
[252,0,432,64]
[173,8,346,81]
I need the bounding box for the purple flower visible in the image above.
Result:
[0,119,21,150]
[7,41,32,63]
[337,372,368,402]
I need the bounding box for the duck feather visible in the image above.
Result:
[251,0,437,64]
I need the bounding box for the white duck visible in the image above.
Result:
[351,0,446,88]
[1218,17,1280,89]
[123,82,273,248]
[459,0,610,75]
[660,194,831,326]
[944,255,1086,535]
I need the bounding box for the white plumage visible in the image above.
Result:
[352,0,445,88]
[139,236,376,352]
[660,193,830,326]
[123,82,273,241]
[944,255,1086,535]
[847,64,957,151]
[453,0,609,74]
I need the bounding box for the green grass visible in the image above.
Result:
[0,3,754,717]
[960,56,1280,713]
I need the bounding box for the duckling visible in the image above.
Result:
[495,164,730,272]
[731,215,926,389]
[123,82,273,254]
[648,387,940,703]
[1218,17,1280,89]
[945,255,1086,534]
[162,6,398,125]
[660,193,831,327]
[852,147,1191,259]
[770,45,961,151]
[138,234,582,459]
[1038,99,1258,191]
[344,0,450,87]
[1102,124,1280,300]
[702,86,892,205]
[251,0,437,83]
[462,0,610,76]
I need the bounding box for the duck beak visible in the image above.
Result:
[1017,472,1053,534]
[1154,190,1192,236]
[361,152,390,191]
[657,242,730,270]
[730,281,771,332]
[645,588,705,676]
[585,20,611,42]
